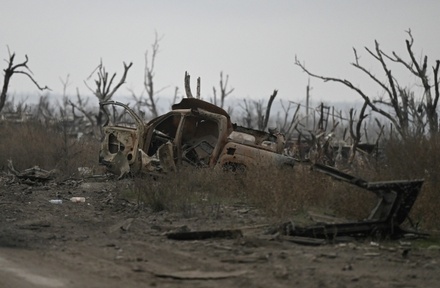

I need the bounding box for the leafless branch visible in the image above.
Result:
[1,51,49,113]
[143,32,166,118]
[86,60,132,103]
[217,71,234,108]
[295,53,405,137]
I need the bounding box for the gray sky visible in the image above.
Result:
[1,0,440,110]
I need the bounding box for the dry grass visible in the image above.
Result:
[0,121,100,178]
[130,167,246,218]
[130,164,377,224]
[242,165,376,220]
[1,120,439,231]
[379,136,440,231]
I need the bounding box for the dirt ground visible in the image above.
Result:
[1,175,439,288]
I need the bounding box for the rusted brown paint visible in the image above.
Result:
[99,99,295,177]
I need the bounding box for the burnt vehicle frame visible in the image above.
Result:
[282,163,425,240]
[98,98,295,177]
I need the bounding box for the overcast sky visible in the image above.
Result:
[1,0,440,111]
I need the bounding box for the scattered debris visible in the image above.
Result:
[401,249,411,258]
[49,199,62,204]
[153,269,248,280]
[370,241,380,247]
[70,197,86,203]
[319,252,338,259]
[221,254,270,264]
[17,220,51,230]
[131,266,146,273]
[364,252,381,257]
[78,167,93,177]
[342,263,353,271]
[7,160,57,183]
[109,218,134,233]
[282,236,326,246]
[167,229,243,241]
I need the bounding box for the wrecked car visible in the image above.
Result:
[99,98,295,177]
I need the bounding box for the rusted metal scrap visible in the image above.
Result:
[99,98,295,177]
[7,160,57,182]
[167,229,243,241]
[282,163,425,240]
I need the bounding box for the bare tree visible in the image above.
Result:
[254,99,265,130]
[184,71,194,98]
[171,86,181,106]
[348,100,368,163]
[1,49,49,113]
[295,30,440,139]
[212,71,234,109]
[84,60,132,127]
[238,90,278,130]
[263,90,278,130]
[196,77,201,99]
[184,71,201,99]
[239,99,254,128]
[127,33,168,119]
[69,89,95,134]
[36,94,55,123]
[142,32,167,118]
[278,100,301,136]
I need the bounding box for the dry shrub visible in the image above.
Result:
[0,121,100,178]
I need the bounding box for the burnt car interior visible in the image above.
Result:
[145,113,221,167]
[147,115,181,157]
[180,116,219,167]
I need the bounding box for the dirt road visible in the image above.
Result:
[1,178,439,287]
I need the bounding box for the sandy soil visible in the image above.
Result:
[1,176,439,288]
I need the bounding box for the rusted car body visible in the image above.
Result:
[99,98,295,177]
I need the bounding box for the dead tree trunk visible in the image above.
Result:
[83,60,132,135]
[212,71,234,108]
[263,89,278,131]
[143,32,167,118]
[239,99,253,128]
[348,100,369,164]
[184,71,194,98]
[255,100,265,130]
[1,50,49,113]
